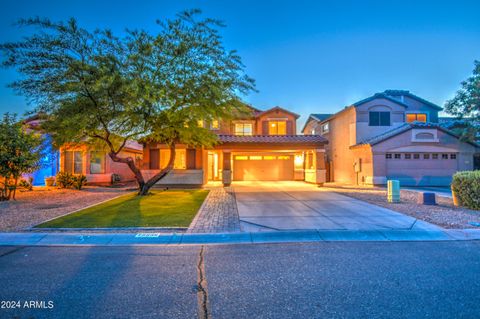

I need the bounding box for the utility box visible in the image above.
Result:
[418,192,436,205]
[387,180,400,203]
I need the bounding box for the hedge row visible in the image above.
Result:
[451,170,480,210]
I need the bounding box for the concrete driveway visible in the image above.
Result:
[233,181,439,232]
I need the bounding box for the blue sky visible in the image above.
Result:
[1,0,479,129]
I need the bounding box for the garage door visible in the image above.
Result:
[386,153,458,186]
[233,154,294,181]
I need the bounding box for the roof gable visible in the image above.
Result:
[351,93,410,108]
[351,122,479,148]
[257,106,300,119]
[383,90,443,110]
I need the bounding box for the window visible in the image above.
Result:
[311,129,315,135]
[423,154,430,159]
[322,122,329,133]
[263,156,276,160]
[406,113,427,123]
[413,154,420,159]
[235,156,248,160]
[90,151,105,174]
[394,154,401,159]
[404,154,411,159]
[64,151,83,174]
[210,120,219,130]
[442,154,448,159]
[268,121,287,135]
[432,154,439,159]
[249,156,262,160]
[386,154,392,159]
[450,154,457,159]
[197,120,204,128]
[159,149,186,169]
[234,123,253,136]
[369,112,391,126]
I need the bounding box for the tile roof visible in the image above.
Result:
[218,134,328,144]
[351,122,479,148]
[352,92,410,108]
[384,90,443,110]
[311,113,334,121]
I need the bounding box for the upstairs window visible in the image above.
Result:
[268,121,287,135]
[210,120,219,130]
[322,122,329,133]
[406,113,427,123]
[197,120,204,128]
[234,123,253,136]
[369,111,390,126]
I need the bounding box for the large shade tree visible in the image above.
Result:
[444,60,480,142]
[0,10,255,195]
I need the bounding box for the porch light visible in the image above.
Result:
[294,155,304,165]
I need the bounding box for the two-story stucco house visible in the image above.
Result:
[303,90,479,186]
[142,105,328,187]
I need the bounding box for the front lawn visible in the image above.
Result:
[36,189,209,228]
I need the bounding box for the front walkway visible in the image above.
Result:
[187,187,240,233]
[234,181,440,232]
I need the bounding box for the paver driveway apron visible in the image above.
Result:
[233,181,439,232]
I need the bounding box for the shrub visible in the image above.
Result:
[19,177,34,191]
[451,170,480,210]
[72,175,87,190]
[56,172,74,188]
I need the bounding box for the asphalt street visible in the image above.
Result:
[1,241,480,318]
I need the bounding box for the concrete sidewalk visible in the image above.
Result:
[1,229,480,246]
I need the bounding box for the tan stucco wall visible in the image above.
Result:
[322,107,357,183]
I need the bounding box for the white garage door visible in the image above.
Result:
[386,153,458,186]
[233,154,294,181]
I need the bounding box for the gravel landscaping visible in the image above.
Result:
[325,186,480,229]
[0,186,130,231]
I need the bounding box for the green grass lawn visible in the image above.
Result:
[36,189,209,228]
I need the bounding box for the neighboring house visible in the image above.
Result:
[142,105,328,187]
[23,115,59,186]
[303,90,480,186]
[59,140,143,184]
[24,115,143,185]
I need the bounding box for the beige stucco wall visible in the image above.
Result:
[323,107,357,183]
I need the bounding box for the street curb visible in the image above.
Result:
[0,229,479,246]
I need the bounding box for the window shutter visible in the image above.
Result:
[262,121,269,135]
[149,149,159,169]
[286,121,293,135]
[186,149,196,169]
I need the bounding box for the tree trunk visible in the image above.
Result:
[12,176,18,200]
[108,143,176,196]
[138,143,176,195]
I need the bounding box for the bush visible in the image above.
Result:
[72,175,87,190]
[56,172,87,190]
[19,177,34,191]
[451,170,480,210]
[56,172,74,188]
